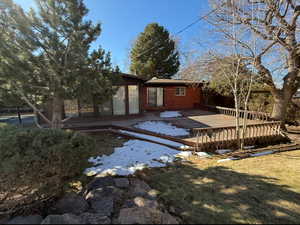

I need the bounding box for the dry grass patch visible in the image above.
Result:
[140,151,300,224]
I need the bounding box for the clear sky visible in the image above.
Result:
[14,0,212,72]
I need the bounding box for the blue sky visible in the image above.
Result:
[14,0,212,72]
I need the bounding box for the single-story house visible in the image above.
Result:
[42,73,204,121]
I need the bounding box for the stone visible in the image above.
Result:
[114,178,129,189]
[7,215,43,224]
[41,214,83,224]
[129,179,153,199]
[84,177,114,195]
[133,197,159,209]
[53,193,89,215]
[89,196,114,217]
[80,213,111,224]
[85,184,115,217]
[85,186,114,201]
[148,189,159,199]
[117,207,179,224]
[122,199,136,209]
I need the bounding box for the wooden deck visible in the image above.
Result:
[70,108,286,152]
[172,113,264,129]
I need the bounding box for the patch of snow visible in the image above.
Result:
[216,149,232,155]
[180,145,193,150]
[250,151,274,157]
[217,157,237,163]
[119,130,184,148]
[176,151,193,158]
[134,121,189,137]
[160,111,182,118]
[196,152,211,158]
[85,140,190,177]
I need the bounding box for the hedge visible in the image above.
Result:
[0,126,95,213]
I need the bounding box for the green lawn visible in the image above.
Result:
[139,151,300,224]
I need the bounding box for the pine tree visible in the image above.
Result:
[0,0,118,128]
[130,23,180,80]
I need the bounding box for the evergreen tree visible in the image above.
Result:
[0,0,118,128]
[130,23,180,80]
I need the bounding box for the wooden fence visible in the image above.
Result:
[206,105,273,121]
[192,121,285,151]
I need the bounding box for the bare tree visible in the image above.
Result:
[205,53,257,149]
[207,0,300,127]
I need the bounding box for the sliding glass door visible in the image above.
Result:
[113,86,126,115]
[147,87,164,107]
[128,85,140,114]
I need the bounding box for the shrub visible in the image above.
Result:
[0,126,95,213]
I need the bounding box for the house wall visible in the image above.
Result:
[142,85,203,111]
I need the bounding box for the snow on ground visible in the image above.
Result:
[217,157,237,163]
[196,152,211,158]
[85,139,193,177]
[119,130,184,148]
[134,121,189,137]
[250,151,274,157]
[160,111,182,118]
[216,149,232,155]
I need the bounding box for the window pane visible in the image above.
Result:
[157,88,164,107]
[99,99,112,116]
[64,100,79,117]
[148,88,157,107]
[79,102,94,117]
[129,85,140,114]
[113,86,126,115]
[175,87,186,96]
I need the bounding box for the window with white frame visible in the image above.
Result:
[175,87,186,96]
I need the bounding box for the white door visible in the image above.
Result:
[128,85,140,114]
[113,86,126,115]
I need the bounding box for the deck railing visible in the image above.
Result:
[192,121,283,151]
[206,105,273,121]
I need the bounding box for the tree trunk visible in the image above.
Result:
[271,92,291,129]
[271,97,286,120]
[52,95,64,129]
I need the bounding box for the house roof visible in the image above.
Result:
[145,78,205,86]
[119,73,146,81]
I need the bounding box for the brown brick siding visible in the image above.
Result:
[142,86,203,111]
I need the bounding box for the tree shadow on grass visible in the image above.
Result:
[141,163,300,224]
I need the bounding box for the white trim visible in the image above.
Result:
[175,87,186,96]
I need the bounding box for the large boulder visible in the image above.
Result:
[52,193,89,215]
[80,213,111,224]
[89,196,114,217]
[117,207,179,224]
[41,214,83,224]
[7,215,43,224]
[85,186,115,217]
[84,177,114,195]
[129,179,158,200]
[114,178,130,189]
